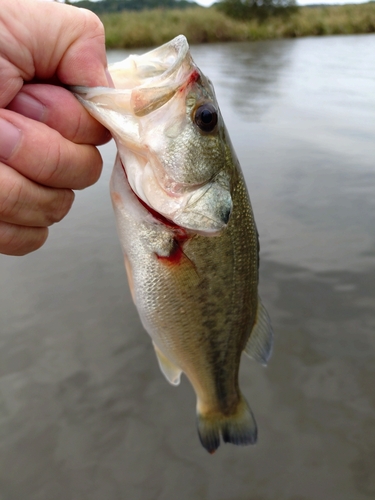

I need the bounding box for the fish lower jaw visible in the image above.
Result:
[120,159,186,232]
[120,160,228,237]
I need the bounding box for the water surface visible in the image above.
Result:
[0,34,375,500]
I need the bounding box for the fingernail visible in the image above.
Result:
[105,68,115,88]
[0,118,22,160]
[7,92,46,122]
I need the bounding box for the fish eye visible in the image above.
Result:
[194,103,218,133]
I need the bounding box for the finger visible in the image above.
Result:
[7,84,112,146]
[0,110,103,190]
[0,1,112,107]
[0,162,74,227]
[0,221,48,256]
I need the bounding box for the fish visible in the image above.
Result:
[72,35,273,454]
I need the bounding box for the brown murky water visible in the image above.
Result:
[0,35,375,499]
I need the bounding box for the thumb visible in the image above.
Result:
[0,0,111,107]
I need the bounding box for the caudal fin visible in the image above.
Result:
[196,396,257,454]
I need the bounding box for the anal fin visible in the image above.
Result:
[153,342,182,386]
[244,296,273,366]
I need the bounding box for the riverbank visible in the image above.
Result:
[101,3,375,49]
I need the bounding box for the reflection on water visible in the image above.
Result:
[0,34,375,499]
[192,40,295,120]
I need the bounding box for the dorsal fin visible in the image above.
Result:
[244,297,273,366]
[153,342,182,386]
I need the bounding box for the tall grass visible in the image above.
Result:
[102,8,248,48]
[100,3,375,49]
[283,2,375,37]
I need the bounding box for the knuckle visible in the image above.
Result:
[0,173,23,220]
[81,9,105,40]
[46,189,75,225]
[85,148,103,187]
[31,138,102,191]
[72,146,103,191]
[0,224,48,256]
[35,140,62,186]
[70,107,83,144]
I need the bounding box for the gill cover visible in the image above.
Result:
[72,35,232,233]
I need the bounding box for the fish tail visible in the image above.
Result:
[196,395,257,454]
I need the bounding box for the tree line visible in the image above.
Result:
[66,0,199,14]
[68,0,298,19]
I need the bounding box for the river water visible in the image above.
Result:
[0,34,374,499]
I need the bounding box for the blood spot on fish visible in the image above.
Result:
[156,234,190,266]
[187,70,200,86]
[179,70,200,93]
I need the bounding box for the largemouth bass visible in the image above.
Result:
[72,36,273,454]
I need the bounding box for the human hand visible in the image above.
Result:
[0,0,113,256]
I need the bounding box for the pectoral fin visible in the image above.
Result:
[244,297,273,366]
[123,254,136,304]
[153,343,182,386]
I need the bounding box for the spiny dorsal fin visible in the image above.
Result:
[244,297,273,366]
[153,342,182,386]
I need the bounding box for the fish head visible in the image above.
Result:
[72,35,232,234]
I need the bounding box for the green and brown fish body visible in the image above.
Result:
[73,36,273,453]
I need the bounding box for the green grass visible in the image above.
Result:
[100,3,375,49]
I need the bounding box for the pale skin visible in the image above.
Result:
[0,0,113,256]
